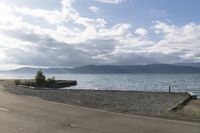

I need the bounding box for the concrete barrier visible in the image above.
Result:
[170,92,197,112]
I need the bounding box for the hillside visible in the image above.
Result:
[2,64,200,74]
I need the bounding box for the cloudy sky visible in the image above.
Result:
[0,0,200,69]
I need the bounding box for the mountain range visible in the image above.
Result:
[2,64,200,74]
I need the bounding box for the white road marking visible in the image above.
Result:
[0,107,9,112]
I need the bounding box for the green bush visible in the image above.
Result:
[35,70,46,87]
[22,80,34,86]
[46,77,56,87]
[14,80,21,85]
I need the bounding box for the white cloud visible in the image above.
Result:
[153,21,176,34]
[60,0,74,8]
[150,21,200,62]
[0,1,200,69]
[15,7,65,24]
[135,28,148,36]
[95,0,125,4]
[89,6,100,13]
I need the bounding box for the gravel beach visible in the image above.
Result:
[0,80,191,116]
[1,80,200,123]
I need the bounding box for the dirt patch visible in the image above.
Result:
[175,100,200,120]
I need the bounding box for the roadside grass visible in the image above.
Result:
[177,100,200,117]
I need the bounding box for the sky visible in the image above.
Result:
[0,0,200,70]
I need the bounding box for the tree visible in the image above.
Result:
[14,80,21,85]
[46,77,56,87]
[35,70,46,87]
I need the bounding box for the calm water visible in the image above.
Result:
[1,73,200,98]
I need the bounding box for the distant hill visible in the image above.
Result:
[175,63,200,67]
[70,64,200,74]
[2,67,71,74]
[2,64,200,74]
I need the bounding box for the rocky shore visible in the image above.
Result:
[14,79,77,89]
[0,80,190,114]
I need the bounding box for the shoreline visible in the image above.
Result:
[1,80,200,123]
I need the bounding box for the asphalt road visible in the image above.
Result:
[0,85,199,133]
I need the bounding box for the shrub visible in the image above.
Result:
[35,70,46,87]
[46,77,56,87]
[14,80,21,85]
[22,80,34,86]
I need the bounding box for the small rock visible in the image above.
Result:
[67,123,77,128]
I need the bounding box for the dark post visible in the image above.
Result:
[169,86,171,93]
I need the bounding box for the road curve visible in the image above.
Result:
[0,85,199,133]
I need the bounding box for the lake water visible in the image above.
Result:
[0,73,200,98]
